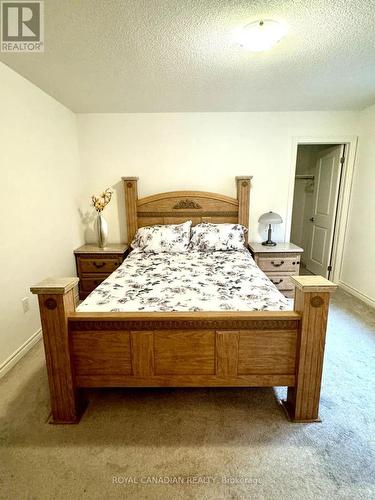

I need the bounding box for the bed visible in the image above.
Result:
[31,176,337,424]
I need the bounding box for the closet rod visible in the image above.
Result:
[295,175,314,180]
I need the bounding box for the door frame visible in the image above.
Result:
[286,135,358,284]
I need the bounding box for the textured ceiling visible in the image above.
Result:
[1,0,375,112]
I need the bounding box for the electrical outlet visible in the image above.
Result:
[22,297,30,313]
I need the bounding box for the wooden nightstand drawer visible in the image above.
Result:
[78,257,121,274]
[257,256,300,273]
[80,276,108,292]
[268,274,294,292]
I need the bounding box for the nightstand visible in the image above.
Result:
[249,242,303,298]
[74,244,129,300]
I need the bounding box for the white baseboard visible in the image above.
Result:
[339,281,375,308]
[0,328,42,379]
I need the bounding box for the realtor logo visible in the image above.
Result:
[1,1,44,52]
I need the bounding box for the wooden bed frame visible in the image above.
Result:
[31,176,337,424]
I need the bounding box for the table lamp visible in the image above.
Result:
[258,211,283,246]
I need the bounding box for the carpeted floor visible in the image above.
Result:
[1,288,374,499]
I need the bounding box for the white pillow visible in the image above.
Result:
[189,222,247,251]
[131,221,192,253]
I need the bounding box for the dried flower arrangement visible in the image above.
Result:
[91,188,113,212]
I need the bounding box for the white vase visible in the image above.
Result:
[97,212,108,248]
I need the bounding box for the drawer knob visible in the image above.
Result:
[271,279,283,285]
[93,262,106,268]
[271,260,284,267]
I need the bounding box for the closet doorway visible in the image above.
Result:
[290,144,345,279]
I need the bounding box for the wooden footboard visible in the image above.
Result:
[68,313,298,388]
[31,275,336,424]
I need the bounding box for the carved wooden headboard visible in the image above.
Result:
[122,176,252,243]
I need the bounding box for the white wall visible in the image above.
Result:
[340,105,375,305]
[77,112,359,245]
[0,63,83,375]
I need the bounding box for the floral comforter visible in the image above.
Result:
[77,249,289,312]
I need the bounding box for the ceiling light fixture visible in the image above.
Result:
[238,19,287,52]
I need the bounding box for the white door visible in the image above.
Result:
[306,145,344,277]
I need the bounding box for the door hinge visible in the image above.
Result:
[340,156,345,165]
[327,265,332,271]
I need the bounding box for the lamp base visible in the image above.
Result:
[262,240,277,247]
[262,224,277,246]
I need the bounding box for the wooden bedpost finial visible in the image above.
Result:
[235,176,252,187]
[122,177,139,243]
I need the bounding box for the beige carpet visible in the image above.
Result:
[1,289,374,499]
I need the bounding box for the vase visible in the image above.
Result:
[97,212,108,248]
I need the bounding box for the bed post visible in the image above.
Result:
[282,275,337,422]
[30,277,85,424]
[122,176,139,243]
[236,176,252,240]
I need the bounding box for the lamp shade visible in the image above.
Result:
[258,211,283,225]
